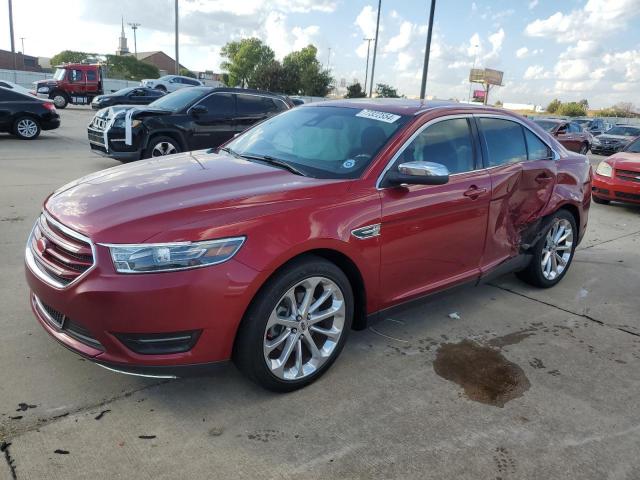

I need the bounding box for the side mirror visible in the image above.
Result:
[190,104,208,116]
[381,161,450,188]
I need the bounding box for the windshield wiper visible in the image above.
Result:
[217,146,242,158]
[217,148,307,176]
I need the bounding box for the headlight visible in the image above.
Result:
[106,237,246,273]
[592,137,601,145]
[37,86,50,93]
[112,118,142,128]
[595,161,612,177]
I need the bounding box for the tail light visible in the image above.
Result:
[42,102,56,112]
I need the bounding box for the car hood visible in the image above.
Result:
[45,151,350,243]
[608,152,640,170]
[596,134,634,142]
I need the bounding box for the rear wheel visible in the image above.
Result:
[234,256,353,392]
[155,85,167,93]
[516,210,577,288]
[144,136,181,158]
[13,116,41,139]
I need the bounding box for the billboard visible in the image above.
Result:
[469,68,503,86]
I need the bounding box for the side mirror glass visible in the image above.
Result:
[382,161,450,187]
[190,104,208,116]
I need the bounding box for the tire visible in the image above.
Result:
[516,210,577,288]
[579,142,589,155]
[51,93,68,109]
[155,85,167,92]
[592,195,610,205]
[144,135,181,159]
[12,116,41,140]
[233,256,354,392]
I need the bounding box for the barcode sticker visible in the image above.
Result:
[355,109,401,123]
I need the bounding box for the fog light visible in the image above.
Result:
[115,330,202,355]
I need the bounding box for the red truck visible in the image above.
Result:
[34,63,104,109]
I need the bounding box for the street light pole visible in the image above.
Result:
[363,38,373,91]
[419,0,436,99]
[174,0,179,74]
[128,23,141,57]
[8,0,17,81]
[368,0,382,98]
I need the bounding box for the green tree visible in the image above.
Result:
[179,68,197,78]
[282,45,333,96]
[50,50,95,66]
[558,102,587,117]
[345,82,367,98]
[104,55,159,81]
[578,98,589,111]
[494,100,503,107]
[375,83,400,98]
[249,60,286,92]
[546,98,561,113]
[220,38,275,87]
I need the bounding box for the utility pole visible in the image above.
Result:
[19,36,25,55]
[363,38,374,91]
[327,47,332,70]
[368,0,382,97]
[8,0,17,82]
[419,0,436,99]
[174,0,179,74]
[128,23,141,57]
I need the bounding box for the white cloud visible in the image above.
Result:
[264,12,319,59]
[355,5,379,39]
[529,0,539,9]
[516,47,528,58]
[385,21,413,53]
[394,52,414,71]
[559,40,599,59]
[554,59,591,80]
[525,0,640,42]
[523,65,550,80]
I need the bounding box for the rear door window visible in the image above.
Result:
[524,129,553,160]
[478,118,528,167]
[237,94,274,115]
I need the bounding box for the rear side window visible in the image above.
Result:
[0,88,28,101]
[200,93,235,115]
[185,78,200,86]
[479,118,527,167]
[86,70,97,81]
[401,118,476,174]
[524,129,553,160]
[237,94,276,115]
[569,123,581,133]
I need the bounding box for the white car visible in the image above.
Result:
[140,75,203,93]
[0,80,35,97]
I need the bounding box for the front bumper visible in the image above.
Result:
[88,125,143,161]
[592,173,640,204]
[26,236,261,374]
[591,145,624,155]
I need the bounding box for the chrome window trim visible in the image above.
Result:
[190,91,286,115]
[375,112,561,190]
[25,212,97,290]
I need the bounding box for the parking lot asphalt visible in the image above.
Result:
[1,107,639,480]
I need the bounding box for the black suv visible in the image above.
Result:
[87,87,293,162]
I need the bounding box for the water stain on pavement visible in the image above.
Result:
[433,340,531,408]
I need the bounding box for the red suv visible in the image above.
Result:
[25,100,591,391]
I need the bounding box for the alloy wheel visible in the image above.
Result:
[17,119,38,138]
[540,218,573,280]
[53,95,66,108]
[151,141,178,157]
[263,276,346,381]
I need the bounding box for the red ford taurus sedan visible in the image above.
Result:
[25,99,592,391]
[592,136,640,205]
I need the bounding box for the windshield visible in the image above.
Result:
[114,87,136,96]
[533,120,559,132]
[224,106,410,179]
[53,68,66,81]
[148,88,205,112]
[573,119,590,126]
[625,138,640,153]
[605,126,640,136]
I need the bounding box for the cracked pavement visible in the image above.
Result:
[1,108,639,479]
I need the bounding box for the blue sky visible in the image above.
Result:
[3,0,639,108]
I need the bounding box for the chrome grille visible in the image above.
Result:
[26,213,95,288]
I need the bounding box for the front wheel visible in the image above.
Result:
[234,256,354,392]
[13,116,41,139]
[144,136,181,158]
[516,210,577,288]
[51,93,68,109]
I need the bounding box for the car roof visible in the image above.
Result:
[297,98,505,116]
[188,87,289,99]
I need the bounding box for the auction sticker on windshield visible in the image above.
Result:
[355,109,401,123]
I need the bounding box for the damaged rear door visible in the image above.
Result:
[476,116,557,271]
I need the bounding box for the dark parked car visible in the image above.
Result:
[30,100,591,391]
[87,87,293,162]
[91,87,165,110]
[0,86,60,139]
[573,118,607,136]
[533,118,592,154]
[592,125,640,156]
